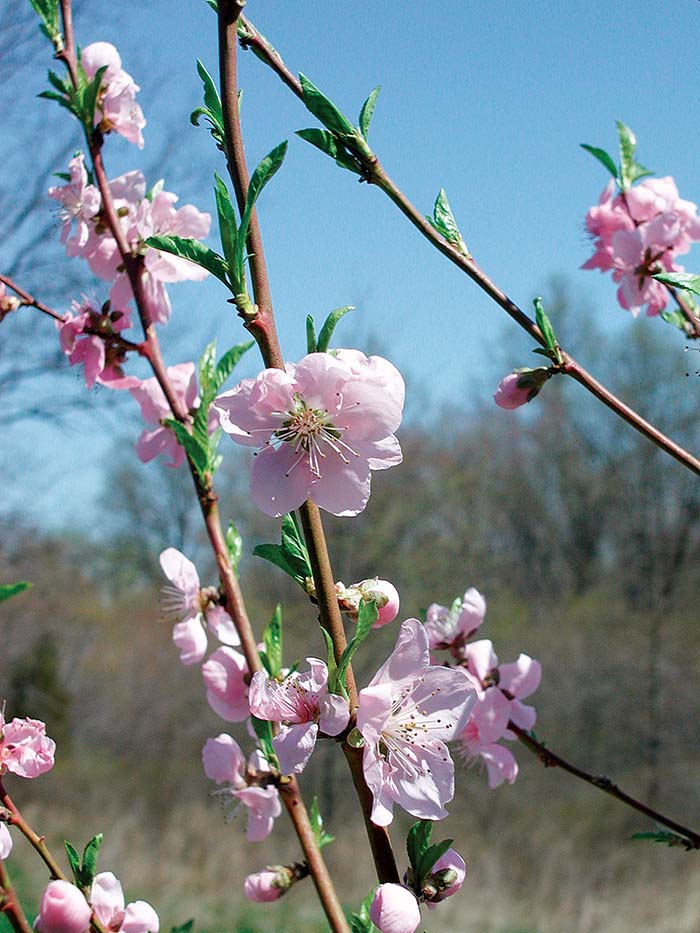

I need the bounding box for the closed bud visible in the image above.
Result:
[34,880,92,933]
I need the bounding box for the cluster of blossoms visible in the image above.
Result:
[81,42,146,148]
[0,710,56,862]
[35,872,158,933]
[213,349,405,517]
[582,176,700,316]
[425,586,541,787]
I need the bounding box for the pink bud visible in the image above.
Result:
[424,847,467,905]
[493,373,533,410]
[369,883,421,933]
[0,823,12,859]
[357,579,400,627]
[34,880,92,933]
[244,867,291,903]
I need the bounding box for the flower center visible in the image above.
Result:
[272,394,357,478]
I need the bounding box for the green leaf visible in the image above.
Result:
[359,86,381,139]
[47,69,69,94]
[306,314,318,353]
[296,127,338,159]
[0,581,32,602]
[28,0,60,41]
[616,121,652,190]
[64,841,81,884]
[163,419,209,480]
[319,627,338,689]
[299,73,356,137]
[196,60,223,125]
[533,297,561,361]
[580,143,619,181]
[335,600,377,697]
[406,820,432,876]
[653,271,700,297]
[416,838,454,885]
[212,340,254,394]
[252,543,297,580]
[309,796,335,849]
[213,173,238,274]
[316,306,354,353]
[198,340,217,397]
[253,514,311,586]
[631,830,693,849]
[262,605,283,679]
[238,142,288,269]
[225,521,243,574]
[249,716,277,767]
[205,0,218,10]
[38,89,78,116]
[431,189,469,255]
[144,235,229,287]
[80,834,103,887]
[658,307,688,333]
[348,892,376,933]
[80,64,108,130]
[170,922,195,933]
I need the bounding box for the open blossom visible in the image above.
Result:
[159,547,239,665]
[425,587,485,652]
[34,881,92,933]
[202,647,250,721]
[81,43,146,147]
[129,362,198,468]
[249,659,349,774]
[48,153,101,256]
[583,175,700,316]
[202,734,281,841]
[370,884,421,933]
[0,712,55,779]
[213,349,404,517]
[356,619,476,826]
[0,823,12,860]
[91,872,159,933]
[56,298,134,389]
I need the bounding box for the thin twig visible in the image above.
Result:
[237,14,700,479]
[0,274,66,323]
[0,858,32,933]
[510,722,700,849]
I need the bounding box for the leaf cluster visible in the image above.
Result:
[406,820,453,893]
[253,513,312,588]
[65,833,103,891]
[581,121,652,192]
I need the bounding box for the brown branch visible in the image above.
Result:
[237,14,700,480]
[0,274,66,323]
[509,722,700,849]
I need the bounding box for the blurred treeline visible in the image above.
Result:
[2,287,700,931]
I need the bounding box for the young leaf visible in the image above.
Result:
[296,128,338,160]
[262,605,283,679]
[653,271,700,297]
[431,189,469,256]
[309,797,335,849]
[80,833,103,887]
[0,581,32,602]
[306,314,318,353]
[252,543,297,581]
[580,143,619,182]
[238,142,288,266]
[198,340,217,398]
[80,64,108,132]
[299,74,356,137]
[170,922,195,933]
[38,89,79,116]
[616,121,652,190]
[319,627,338,690]
[249,716,277,767]
[196,60,223,125]
[225,521,243,574]
[359,86,381,140]
[406,820,433,876]
[334,600,377,697]
[348,892,375,933]
[144,235,229,286]
[163,419,209,479]
[631,830,693,849]
[280,513,312,581]
[28,0,60,41]
[316,306,354,353]
[416,838,454,885]
[658,307,688,333]
[64,841,81,884]
[533,297,561,362]
[212,340,254,394]
[213,173,238,273]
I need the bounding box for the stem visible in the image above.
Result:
[278,778,350,932]
[509,722,700,849]
[237,14,700,479]
[217,0,284,369]
[0,859,32,933]
[0,275,66,323]
[669,285,700,338]
[341,745,400,884]
[298,502,357,708]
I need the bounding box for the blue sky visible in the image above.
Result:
[3,0,700,527]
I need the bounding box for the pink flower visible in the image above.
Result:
[202,734,281,841]
[425,587,486,652]
[34,880,91,933]
[369,884,421,933]
[81,43,146,148]
[48,154,101,257]
[337,579,400,628]
[213,350,404,517]
[249,659,350,774]
[56,297,134,389]
[356,619,477,826]
[91,872,159,933]
[0,713,55,779]
[0,823,12,860]
[159,547,239,665]
[129,363,198,468]
[244,868,292,902]
[201,647,250,721]
[424,847,466,907]
[458,686,517,788]
[499,653,542,734]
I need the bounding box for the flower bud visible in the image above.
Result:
[0,823,12,859]
[244,866,293,903]
[369,883,421,933]
[494,368,550,410]
[34,880,92,933]
[423,847,466,905]
[357,579,400,627]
